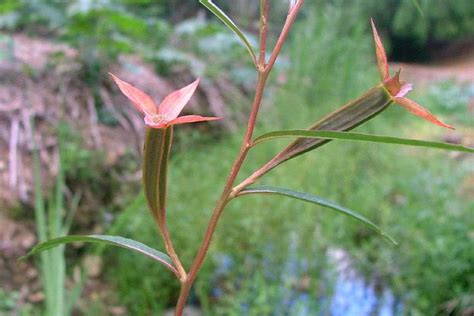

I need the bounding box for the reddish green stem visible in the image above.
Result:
[174,2,304,314]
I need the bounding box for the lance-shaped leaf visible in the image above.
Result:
[143,127,173,227]
[21,235,179,277]
[238,186,397,245]
[260,85,393,172]
[253,130,474,153]
[199,0,257,64]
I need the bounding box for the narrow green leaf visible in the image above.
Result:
[253,130,474,153]
[143,127,173,227]
[238,186,397,245]
[21,235,178,277]
[51,129,66,316]
[31,118,47,243]
[411,0,424,17]
[62,192,81,236]
[65,269,86,316]
[199,0,257,64]
[31,117,55,313]
[255,86,393,176]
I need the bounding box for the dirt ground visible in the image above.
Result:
[394,43,474,87]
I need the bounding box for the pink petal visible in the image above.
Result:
[396,83,413,98]
[109,73,157,116]
[168,115,221,126]
[371,18,389,81]
[394,97,455,129]
[157,79,200,120]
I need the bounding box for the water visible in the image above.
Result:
[326,249,403,316]
[211,246,403,315]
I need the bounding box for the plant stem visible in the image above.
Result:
[175,69,269,315]
[231,154,281,194]
[159,219,187,280]
[174,2,305,314]
[258,0,269,70]
[266,0,305,72]
[232,0,306,194]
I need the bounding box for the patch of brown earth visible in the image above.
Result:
[0,33,236,210]
[392,45,474,88]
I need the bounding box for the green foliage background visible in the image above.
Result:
[1,0,473,61]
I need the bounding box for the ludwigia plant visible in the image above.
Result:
[23,1,473,315]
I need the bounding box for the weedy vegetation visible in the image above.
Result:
[14,1,473,315]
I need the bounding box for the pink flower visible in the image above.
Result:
[371,19,454,129]
[110,73,221,129]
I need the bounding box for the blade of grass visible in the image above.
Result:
[47,195,64,316]
[411,0,424,17]
[199,0,257,64]
[52,133,65,316]
[65,268,86,316]
[62,191,82,236]
[252,130,474,153]
[237,185,397,245]
[30,117,55,314]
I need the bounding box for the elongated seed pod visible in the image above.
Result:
[143,127,173,227]
[263,85,393,172]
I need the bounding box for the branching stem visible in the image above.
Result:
[174,2,305,314]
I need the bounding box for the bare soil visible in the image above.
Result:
[392,44,474,86]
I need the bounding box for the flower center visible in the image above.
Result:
[148,114,168,125]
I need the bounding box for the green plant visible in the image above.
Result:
[0,288,20,312]
[107,2,473,312]
[30,121,83,316]
[24,2,473,315]
[391,0,474,43]
[425,81,474,125]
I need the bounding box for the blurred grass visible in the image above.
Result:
[31,119,66,316]
[30,123,84,316]
[102,2,473,315]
